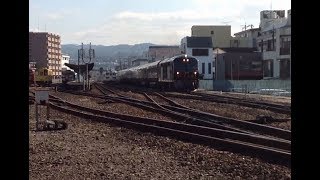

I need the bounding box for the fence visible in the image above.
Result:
[199,79,291,97]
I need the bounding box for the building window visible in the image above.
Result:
[192,49,209,56]
[280,59,290,79]
[280,36,291,55]
[211,30,214,35]
[202,63,205,74]
[263,60,274,77]
[267,40,272,51]
[208,63,211,74]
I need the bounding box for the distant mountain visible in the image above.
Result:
[62,43,156,62]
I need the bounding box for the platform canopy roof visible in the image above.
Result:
[64,63,94,74]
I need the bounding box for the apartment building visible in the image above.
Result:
[257,10,291,79]
[29,32,62,81]
[231,27,260,48]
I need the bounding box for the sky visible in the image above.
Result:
[29,0,291,46]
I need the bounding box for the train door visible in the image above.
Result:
[167,65,172,80]
[160,66,164,81]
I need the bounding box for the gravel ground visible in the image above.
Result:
[29,101,291,179]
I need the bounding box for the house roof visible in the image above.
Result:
[149,45,179,48]
[132,59,148,63]
[64,63,94,74]
[234,28,260,36]
[213,47,258,53]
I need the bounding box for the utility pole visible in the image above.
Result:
[88,42,95,90]
[216,48,218,80]
[231,59,233,80]
[77,49,80,82]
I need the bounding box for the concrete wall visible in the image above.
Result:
[191,26,231,48]
[212,79,291,92]
[199,80,213,90]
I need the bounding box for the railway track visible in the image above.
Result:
[162,91,291,115]
[105,83,291,115]
[93,83,291,141]
[29,90,291,167]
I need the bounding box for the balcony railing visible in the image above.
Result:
[280,48,290,55]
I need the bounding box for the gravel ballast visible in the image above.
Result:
[29,90,291,179]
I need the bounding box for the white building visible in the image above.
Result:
[61,54,71,71]
[257,10,291,79]
[180,36,214,80]
[231,27,260,48]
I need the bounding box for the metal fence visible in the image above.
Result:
[199,79,291,97]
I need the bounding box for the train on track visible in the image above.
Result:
[29,67,76,86]
[116,54,199,90]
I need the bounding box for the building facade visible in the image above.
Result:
[213,48,263,80]
[29,32,62,80]
[191,25,232,48]
[61,54,71,71]
[148,46,181,62]
[231,28,260,48]
[257,10,291,79]
[180,36,214,80]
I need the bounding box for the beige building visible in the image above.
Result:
[191,25,232,48]
[29,32,62,80]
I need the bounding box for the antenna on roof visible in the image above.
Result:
[37,17,39,32]
[221,21,232,25]
[241,22,247,31]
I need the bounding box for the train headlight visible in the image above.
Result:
[186,59,189,62]
[177,72,180,75]
[183,59,185,62]
[194,72,197,75]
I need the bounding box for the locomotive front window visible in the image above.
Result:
[174,58,198,72]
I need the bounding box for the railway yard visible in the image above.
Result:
[29,83,291,179]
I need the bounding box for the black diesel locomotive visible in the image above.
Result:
[116,54,199,90]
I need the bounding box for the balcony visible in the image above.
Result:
[280,48,290,55]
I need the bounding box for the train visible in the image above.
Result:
[116,54,199,90]
[29,67,76,86]
[28,67,54,86]
[104,71,117,82]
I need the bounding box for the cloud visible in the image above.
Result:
[46,13,64,20]
[66,0,291,45]
[29,28,40,32]
[44,8,81,21]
